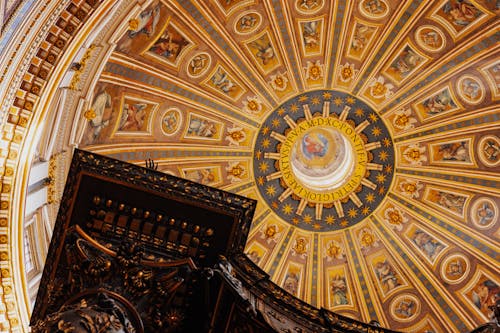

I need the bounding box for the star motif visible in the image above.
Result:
[311,97,321,105]
[379,150,388,162]
[261,126,270,135]
[299,95,308,102]
[255,150,262,160]
[323,92,332,99]
[290,104,299,113]
[292,217,300,225]
[355,108,364,117]
[313,223,322,230]
[272,118,281,128]
[325,215,335,224]
[261,138,271,148]
[303,214,312,224]
[383,137,392,147]
[369,113,378,122]
[334,97,343,106]
[376,173,386,183]
[348,208,358,218]
[340,220,349,227]
[378,186,386,195]
[282,203,293,215]
[372,126,382,136]
[266,185,276,196]
[258,161,269,172]
[384,164,393,173]
[346,96,355,104]
[277,108,286,116]
[362,206,371,215]
[366,192,375,203]
[257,176,265,185]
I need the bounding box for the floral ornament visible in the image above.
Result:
[402,144,427,166]
[225,125,247,146]
[399,179,423,199]
[242,95,263,114]
[226,161,247,183]
[324,240,345,261]
[369,75,394,99]
[359,227,379,249]
[292,237,309,258]
[339,62,359,83]
[269,71,289,91]
[260,224,281,243]
[393,107,417,131]
[304,60,324,81]
[383,206,408,231]
[84,109,96,120]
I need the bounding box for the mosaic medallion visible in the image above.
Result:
[253,90,394,231]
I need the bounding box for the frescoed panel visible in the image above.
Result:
[245,241,268,265]
[477,135,500,167]
[298,18,324,56]
[440,253,470,284]
[83,85,114,144]
[414,25,446,53]
[245,30,281,74]
[160,107,182,136]
[184,113,223,141]
[412,85,461,121]
[431,0,490,38]
[179,165,222,187]
[461,269,500,322]
[234,11,262,35]
[117,2,169,54]
[429,137,474,166]
[203,64,245,100]
[113,95,157,136]
[469,196,498,229]
[358,0,390,19]
[326,266,353,309]
[281,262,304,298]
[390,294,421,322]
[346,19,379,61]
[479,59,500,99]
[456,75,485,104]
[423,186,470,219]
[405,224,447,265]
[144,21,193,67]
[368,252,406,299]
[382,42,428,86]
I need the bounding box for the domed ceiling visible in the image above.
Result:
[0,0,499,332]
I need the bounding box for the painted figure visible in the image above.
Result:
[374,259,401,293]
[411,229,445,261]
[436,141,468,161]
[128,4,161,38]
[471,279,499,320]
[422,89,457,116]
[211,68,236,94]
[119,103,147,131]
[283,271,300,296]
[476,201,495,226]
[442,0,481,27]
[187,117,217,138]
[302,21,320,49]
[89,89,112,140]
[331,275,349,306]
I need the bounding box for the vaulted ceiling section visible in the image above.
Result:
[0,0,498,332]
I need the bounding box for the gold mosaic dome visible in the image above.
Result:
[0,0,499,331]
